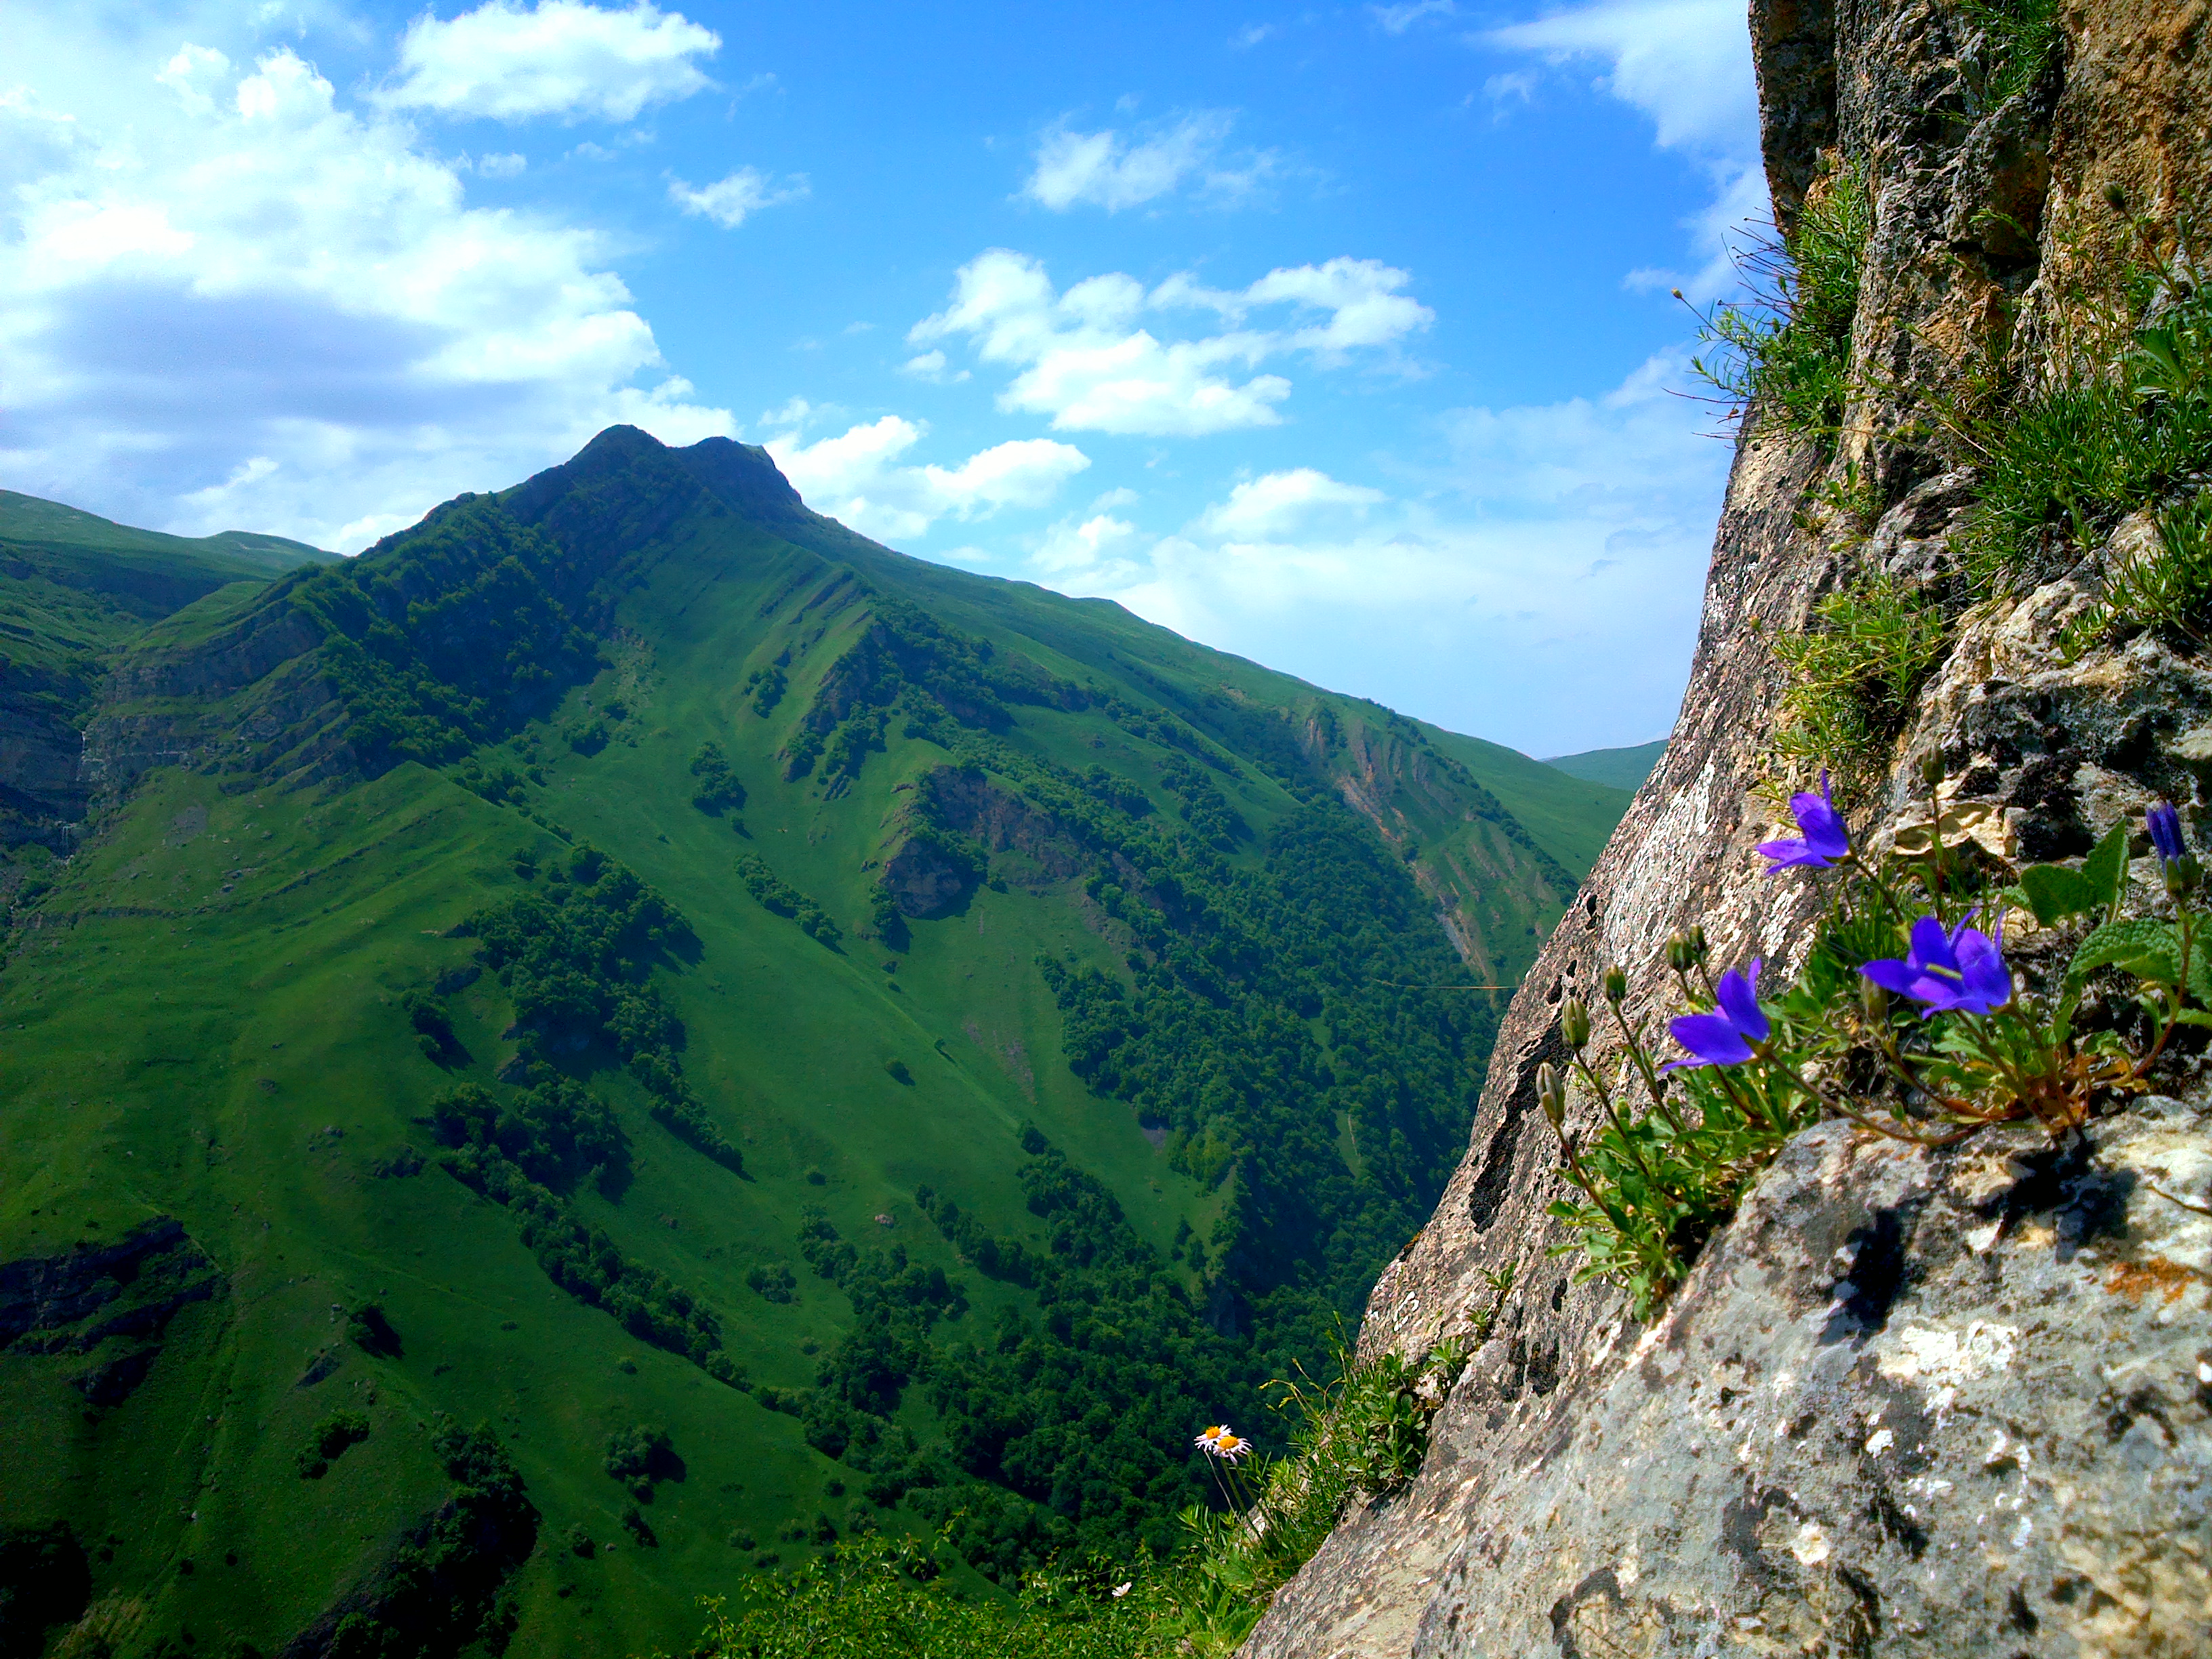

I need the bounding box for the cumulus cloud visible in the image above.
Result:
[1485,0,1759,295]
[1,40,733,550]
[1012,352,1725,754]
[380,0,720,123]
[1196,469,1385,539]
[1024,111,1277,211]
[909,249,1431,436]
[765,415,1088,543]
[668,167,807,228]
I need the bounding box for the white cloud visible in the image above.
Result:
[1231,23,1278,49]
[1024,111,1276,212]
[909,249,1431,436]
[475,150,529,177]
[900,348,969,384]
[1481,70,1537,108]
[667,166,807,228]
[1008,353,1726,754]
[380,0,720,123]
[1486,1,1758,296]
[1196,469,1384,539]
[1,40,733,551]
[1372,1,1456,33]
[766,416,1089,543]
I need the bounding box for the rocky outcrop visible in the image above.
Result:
[1249,4,2211,1655]
[1,1218,225,1409]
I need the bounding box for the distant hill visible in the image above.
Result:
[1541,736,1668,794]
[0,491,334,848]
[1429,731,1633,880]
[0,433,1629,1656]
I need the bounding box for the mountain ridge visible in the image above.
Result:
[0,430,1628,1657]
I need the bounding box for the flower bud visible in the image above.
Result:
[1860,977,1889,1025]
[2171,853,2205,899]
[1919,753,1945,790]
[1602,964,1629,1004]
[1536,1063,1566,1129]
[1665,931,1696,973]
[1560,997,1591,1052]
[1685,925,1710,967]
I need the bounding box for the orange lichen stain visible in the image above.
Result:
[2104,1256,2205,1305]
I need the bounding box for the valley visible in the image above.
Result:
[0,430,1628,1657]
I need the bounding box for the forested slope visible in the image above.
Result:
[0,430,1621,1657]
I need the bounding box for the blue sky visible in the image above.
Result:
[1,1,1761,754]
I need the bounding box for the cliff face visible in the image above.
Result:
[1248,4,2212,1655]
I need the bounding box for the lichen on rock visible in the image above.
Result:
[1247,3,2212,1653]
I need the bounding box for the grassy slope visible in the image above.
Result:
[0,489,333,577]
[1540,737,1669,795]
[0,444,1618,1656]
[1425,729,1634,879]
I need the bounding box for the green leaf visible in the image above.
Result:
[2081,821,2131,918]
[2018,863,2095,926]
[2015,823,2132,926]
[2067,917,2181,989]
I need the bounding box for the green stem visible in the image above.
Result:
[2136,906,2197,1080]
[1610,1000,1687,1135]
[1755,1044,1970,1146]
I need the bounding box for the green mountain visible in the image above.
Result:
[1540,737,1668,794]
[0,491,333,856]
[0,430,1626,1658]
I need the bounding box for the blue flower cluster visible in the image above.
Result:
[1667,785,2194,1070]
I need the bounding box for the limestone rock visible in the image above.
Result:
[1248,2,2212,1653]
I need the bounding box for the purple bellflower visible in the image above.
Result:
[1758,771,1850,872]
[2148,801,2187,865]
[1860,911,2013,1017]
[1664,959,1769,1069]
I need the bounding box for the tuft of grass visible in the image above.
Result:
[1944,262,2212,590]
[1688,160,1873,446]
[1960,0,2064,109]
[2062,493,2212,657]
[1771,577,1950,773]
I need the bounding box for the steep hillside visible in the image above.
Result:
[1252,2,2212,1655]
[1538,736,1666,794]
[0,493,332,857]
[0,433,1612,1658]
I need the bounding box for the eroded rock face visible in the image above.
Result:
[1248,3,2212,1654]
[1261,1099,2211,1658]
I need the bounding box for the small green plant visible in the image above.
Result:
[1799,459,1885,539]
[1942,263,2212,589]
[698,1534,1153,1658]
[1771,576,1950,771]
[1542,772,2208,1319]
[295,1410,371,1478]
[1959,0,2064,108]
[1163,1282,1507,1656]
[1687,159,1873,445]
[2062,492,2212,658]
